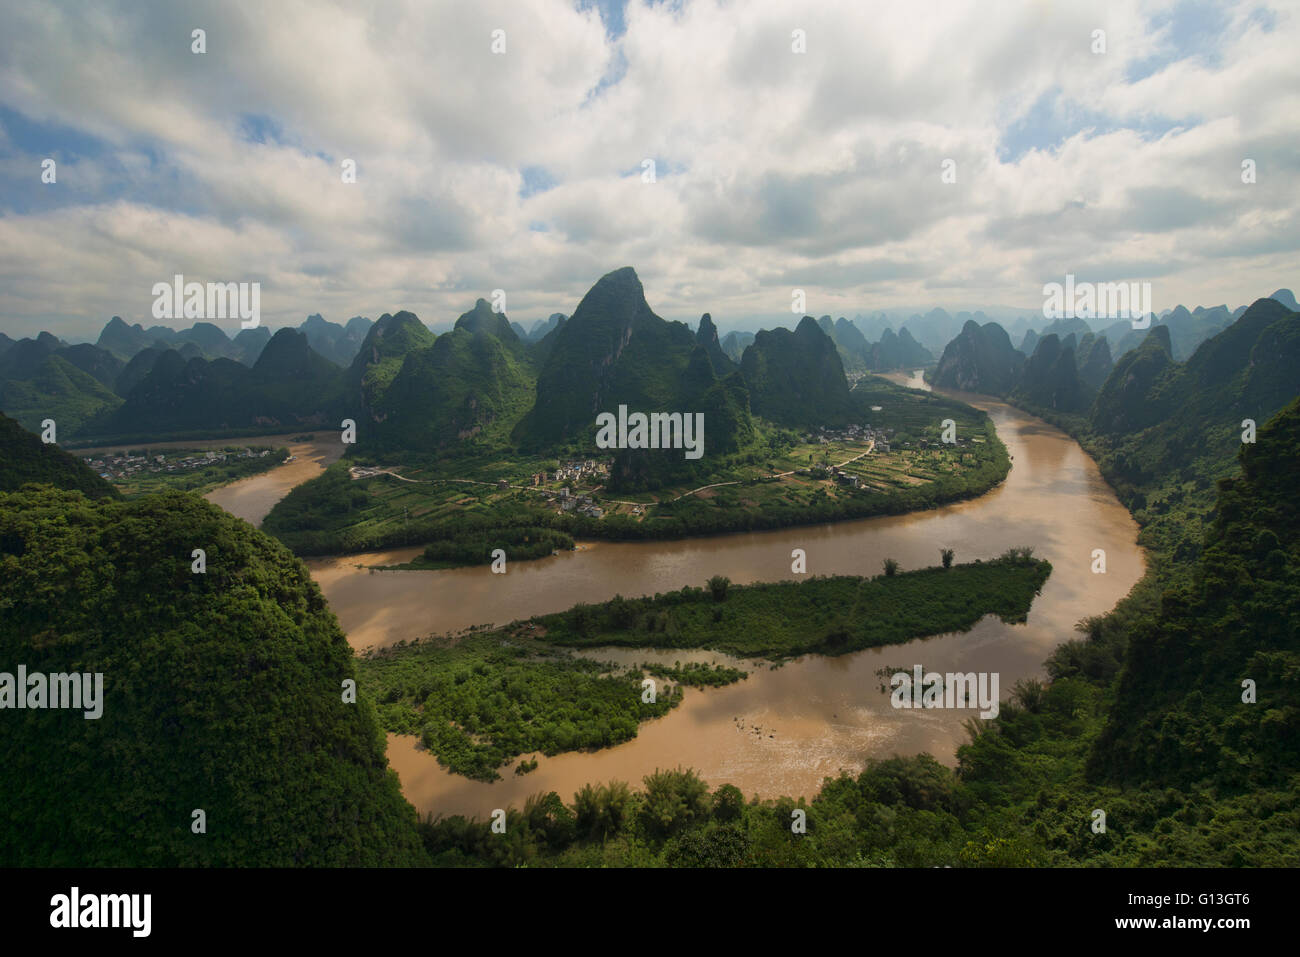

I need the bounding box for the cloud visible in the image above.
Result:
[0,0,1296,340]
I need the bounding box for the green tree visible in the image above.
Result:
[712,783,746,822]
[639,767,710,839]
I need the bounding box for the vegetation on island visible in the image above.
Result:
[537,553,1049,658]
[358,633,680,782]
[355,554,1050,781]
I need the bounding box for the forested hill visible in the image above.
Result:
[92,329,348,438]
[514,266,703,445]
[740,316,857,427]
[1070,298,1299,579]
[0,488,424,865]
[929,319,1025,395]
[1092,396,1300,790]
[0,411,118,499]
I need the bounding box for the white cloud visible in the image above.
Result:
[0,0,1295,340]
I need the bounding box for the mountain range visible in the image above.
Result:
[928,291,1298,418]
[364,300,533,454]
[92,328,348,438]
[4,279,1294,465]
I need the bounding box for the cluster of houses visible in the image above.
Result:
[84,447,271,481]
[831,467,862,488]
[808,423,892,453]
[529,459,609,487]
[555,486,604,518]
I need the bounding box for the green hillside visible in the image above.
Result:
[740,316,857,427]
[929,320,1024,395]
[0,353,123,435]
[516,267,702,445]
[1092,397,1300,789]
[368,315,534,456]
[0,411,119,499]
[1085,299,1300,576]
[0,488,424,866]
[348,311,438,421]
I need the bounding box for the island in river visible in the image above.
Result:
[196,373,1143,820]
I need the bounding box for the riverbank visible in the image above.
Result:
[322,391,1143,817]
[184,377,1145,818]
[261,376,1011,562]
[358,556,1051,781]
[203,435,344,525]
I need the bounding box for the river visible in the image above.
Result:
[200,435,344,525]
[204,374,1144,819]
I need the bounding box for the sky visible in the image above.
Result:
[0,0,1296,340]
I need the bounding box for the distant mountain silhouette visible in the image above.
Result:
[720,330,755,363]
[1268,288,1298,311]
[525,313,567,342]
[299,314,373,367]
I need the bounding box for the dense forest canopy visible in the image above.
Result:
[0,488,424,866]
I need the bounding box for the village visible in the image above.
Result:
[345,416,981,533]
[807,422,893,452]
[515,459,613,519]
[83,446,278,482]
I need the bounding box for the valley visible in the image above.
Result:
[315,387,1142,816]
[162,369,1139,819]
[5,1,1300,885]
[6,285,1298,868]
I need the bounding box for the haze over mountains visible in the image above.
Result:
[0,268,845,453]
[1,276,1294,447]
[928,290,1298,417]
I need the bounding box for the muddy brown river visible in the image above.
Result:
[205,374,1144,819]
[204,437,343,525]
